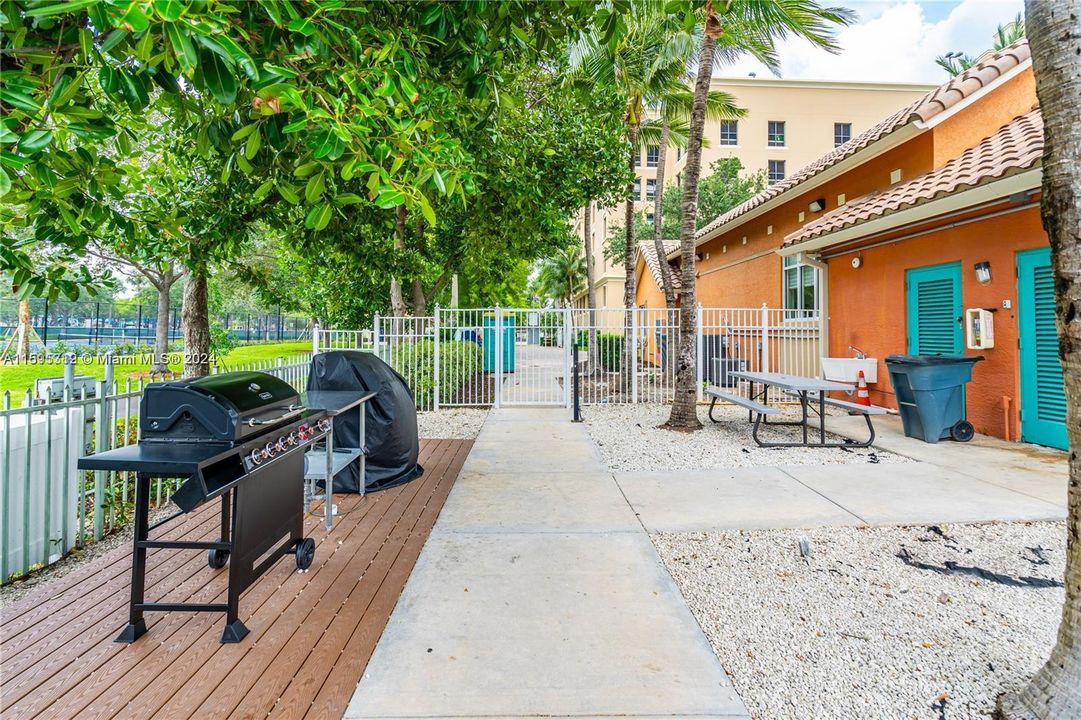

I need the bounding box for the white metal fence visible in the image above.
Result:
[0,353,310,582]
[314,304,822,409]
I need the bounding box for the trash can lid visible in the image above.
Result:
[885,354,984,365]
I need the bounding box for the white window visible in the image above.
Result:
[719,120,738,145]
[646,178,656,200]
[768,120,786,147]
[834,122,851,147]
[634,149,642,168]
[646,146,659,167]
[783,256,818,317]
[768,159,785,184]
[633,178,641,199]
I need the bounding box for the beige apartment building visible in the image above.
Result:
[574,76,935,310]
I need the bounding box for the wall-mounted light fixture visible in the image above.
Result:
[974,261,992,285]
[809,198,826,213]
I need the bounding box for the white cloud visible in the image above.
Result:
[719,0,1023,84]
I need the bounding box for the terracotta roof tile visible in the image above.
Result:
[638,240,681,290]
[693,39,1031,246]
[782,108,1043,248]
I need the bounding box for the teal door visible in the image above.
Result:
[1018,247,1067,450]
[906,262,963,354]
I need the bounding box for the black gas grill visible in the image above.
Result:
[78,371,331,644]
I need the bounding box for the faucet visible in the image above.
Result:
[848,345,868,360]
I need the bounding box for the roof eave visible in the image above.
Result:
[911,58,1034,131]
[776,168,1043,257]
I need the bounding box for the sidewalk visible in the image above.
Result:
[345,408,749,719]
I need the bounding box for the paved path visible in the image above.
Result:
[346,408,749,719]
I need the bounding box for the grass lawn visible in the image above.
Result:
[0,341,312,402]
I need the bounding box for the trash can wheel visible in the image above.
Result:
[295,538,316,570]
[208,544,229,569]
[950,420,975,443]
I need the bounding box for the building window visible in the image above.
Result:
[646,178,656,201]
[676,172,681,187]
[768,160,785,184]
[719,120,738,145]
[784,256,818,317]
[646,146,659,167]
[676,147,682,161]
[633,178,641,199]
[768,120,786,147]
[646,212,655,226]
[634,149,641,168]
[834,122,851,147]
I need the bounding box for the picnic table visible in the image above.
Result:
[706,370,886,448]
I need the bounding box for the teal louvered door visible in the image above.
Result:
[1018,247,1067,450]
[906,263,962,355]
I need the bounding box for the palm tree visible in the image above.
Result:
[995,1,1080,716]
[935,12,1025,76]
[535,245,586,307]
[665,0,854,431]
[643,89,746,310]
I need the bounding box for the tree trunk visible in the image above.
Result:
[996,2,1081,715]
[182,271,211,378]
[665,17,719,432]
[390,205,408,316]
[653,122,677,309]
[583,201,600,372]
[624,127,639,395]
[411,278,426,316]
[152,282,172,373]
[16,298,31,361]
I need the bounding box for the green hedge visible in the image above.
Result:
[574,331,624,371]
[391,339,482,408]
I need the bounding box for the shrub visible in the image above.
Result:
[389,339,482,408]
[574,331,623,371]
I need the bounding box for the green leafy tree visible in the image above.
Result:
[534,244,586,307]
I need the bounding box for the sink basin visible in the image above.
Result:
[821,357,878,383]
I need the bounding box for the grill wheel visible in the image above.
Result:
[208,541,230,569]
[295,537,316,571]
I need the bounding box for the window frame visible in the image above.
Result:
[767,159,785,185]
[645,178,656,201]
[646,145,659,167]
[767,120,786,148]
[783,255,820,319]
[633,177,642,200]
[719,120,738,146]
[834,122,852,147]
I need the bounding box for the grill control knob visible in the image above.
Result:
[249,449,264,466]
[286,432,298,446]
[275,438,287,453]
[317,419,331,433]
[264,442,276,459]
[298,425,310,441]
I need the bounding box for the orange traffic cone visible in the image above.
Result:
[856,370,871,406]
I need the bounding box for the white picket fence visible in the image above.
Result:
[315,305,822,410]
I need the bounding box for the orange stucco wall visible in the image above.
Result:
[826,206,1048,440]
[635,261,668,309]
[932,68,1037,166]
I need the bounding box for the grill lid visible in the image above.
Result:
[184,371,297,411]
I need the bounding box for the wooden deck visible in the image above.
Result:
[1,439,472,720]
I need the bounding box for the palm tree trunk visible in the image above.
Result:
[182,270,211,378]
[665,14,719,432]
[624,127,639,396]
[653,122,677,309]
[583,201,600,371]
[996,2,1081,715]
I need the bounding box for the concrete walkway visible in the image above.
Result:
[617,413,1067,533]
[346,408,749,719]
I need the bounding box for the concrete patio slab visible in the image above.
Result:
[437,471,641,533]
[784,461,1065,525]
[615,467,863,532]
[345,532,747,719]
[462,440,607,474]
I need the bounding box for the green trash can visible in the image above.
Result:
[482,315,515,373]
[885,354,984,443]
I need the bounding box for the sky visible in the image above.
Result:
[720,0,1025,85]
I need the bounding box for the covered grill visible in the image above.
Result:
[79,371,331,644]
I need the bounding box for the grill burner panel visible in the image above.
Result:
[77,371,329,644]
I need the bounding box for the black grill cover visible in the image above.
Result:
[306,351,423,493]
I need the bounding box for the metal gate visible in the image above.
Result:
[436,307,569,408]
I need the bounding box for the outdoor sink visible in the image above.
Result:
[821,357,878,383]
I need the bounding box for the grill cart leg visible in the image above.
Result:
[116,474,150,643]
[222,491,249,644]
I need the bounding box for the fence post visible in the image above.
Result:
[695,303,704,403]
[562,308,572,409]
[373,313,381,358]
[312,324,320,355]
[494,306,503,409]
[93,372,111,541]
[0,392,9,581]
[630,307,638,404]
[760,303,770,373]
[433,305,441,411]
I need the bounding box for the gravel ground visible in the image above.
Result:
[416,408,489,439]
[1,502,179,609]
[584,403,908,471]
[654,522,1066,720]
